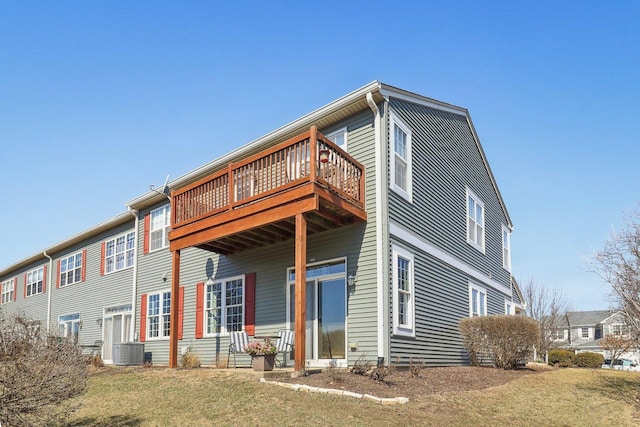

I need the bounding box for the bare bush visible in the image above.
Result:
[0,314,88,426]
[459,315,540,369]
[181,346,201,369]
[409,357,425,378]
[350,355,373,376]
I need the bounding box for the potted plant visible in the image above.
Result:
[245,338,277,372]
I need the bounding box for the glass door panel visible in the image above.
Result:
[318,278,345,359]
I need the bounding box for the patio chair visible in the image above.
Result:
[227,331,250,368]
[275,330,294,367]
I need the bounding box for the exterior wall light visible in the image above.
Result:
[347,274,357,287]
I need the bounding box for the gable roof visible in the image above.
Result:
[126,81,513,229]
[565,310,622,326]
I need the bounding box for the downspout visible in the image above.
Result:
[127,206,140,342]
[367,91,386,363]
[43,251,53,332]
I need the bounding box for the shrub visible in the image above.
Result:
[548,349,575,367]
[0,314,88,426]
[350,355,373,376]
[181,347,201,368]
[459,315,540,369]
[574,352,604,368]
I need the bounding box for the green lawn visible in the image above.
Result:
[63,367,640,426]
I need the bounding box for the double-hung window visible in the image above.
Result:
[581,327,589,339]
[26,267,44,297]
[466,188,485,252]
[390,112,412,202]
[205,276,244,336]
[150,205,171,252]
[147,290,171,339]
[502,225,511,271]
[554,328,566,340]
[1,278,15,304]
[392,245,415,337]
[60,252,83,286]
[325,127,348,151]
[104,231,136,274]
[469,283,487,317]
[59,313,80,344]
[505,300,515,315]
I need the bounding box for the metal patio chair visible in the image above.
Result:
[227,331,250,368]
[275,330,294,367]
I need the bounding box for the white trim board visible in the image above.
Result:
[389,221,511,296]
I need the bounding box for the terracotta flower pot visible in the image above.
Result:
[252,354,276,371]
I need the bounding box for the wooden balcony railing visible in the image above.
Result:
[171,127,365,230]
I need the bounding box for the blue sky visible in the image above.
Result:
[1,1,638,310]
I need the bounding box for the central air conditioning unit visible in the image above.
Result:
[113,342,145,366]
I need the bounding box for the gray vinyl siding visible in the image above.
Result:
[387,98,511,289]
[389,237,511,366]
[51,222,135,346]
[386,97,513,365]
[0,261,49,322]
[136,108,381,366]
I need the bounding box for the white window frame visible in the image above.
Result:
[60,251,83,287]
[581,327,590,339]
[150,205,171,252]
[389,112,413,202]
[325,127,348,151]
[1,278,15,304]
[469,283,487,317]
[502,225,511,271]
[504,299,515,315]
[554,328,567,340]
[104,231,136,274]
[58,313,80,344]
[146,290,171,340]
[26,267,44,297]
[392,245,415,337]
[204,275,245,337]
[610,323,628,337]
[466,188,485,253]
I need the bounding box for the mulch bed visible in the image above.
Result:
[281,365,545,399]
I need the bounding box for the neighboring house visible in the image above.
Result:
[0,81,523,370]
[553,310,640,364]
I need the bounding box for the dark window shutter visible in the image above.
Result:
[81,249,87,282]
[42,265,47,293]
[56,260,61,289]
[178,286,184,340]
[23,273,27,298]
[195,282,204,339]
[244,273,256,336]
[140,294,147,342]
[100,242,106,276]
[13,277,17,301]
[143,213,150,254]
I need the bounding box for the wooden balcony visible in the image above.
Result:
[168,126,367,254]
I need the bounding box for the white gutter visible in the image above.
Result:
[367,92,385,361]
[127,206,140,342]
[43,251,53,332]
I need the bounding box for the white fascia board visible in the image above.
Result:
[379,84,467,116]
[389,221,511,296]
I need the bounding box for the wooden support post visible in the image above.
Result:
[294,213,307,372]
[169,249,181,368]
